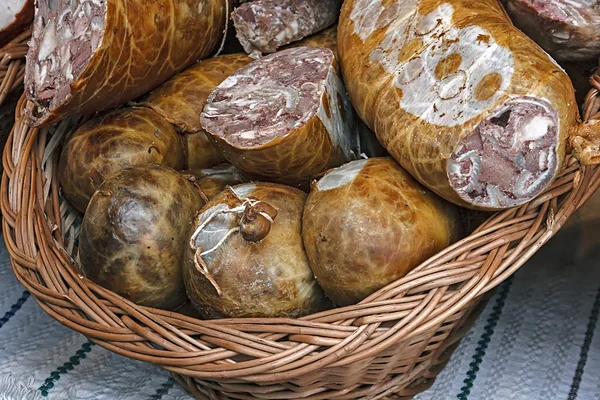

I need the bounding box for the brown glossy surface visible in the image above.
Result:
[78,164,204,310]
[303,158,463,306]
[183,183,329,318]
[25,0,228,126]
[58,107,184,213]
[141,54,253,169]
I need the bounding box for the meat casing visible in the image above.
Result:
[25,0,229,127]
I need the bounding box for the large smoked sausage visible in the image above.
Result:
[503,0,600,62]
[200,46,360,188]
[25,0,230,127]
[232,0,342,58]
[338,0,580,210]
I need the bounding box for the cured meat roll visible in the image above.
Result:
[338,0,579,210]
[200,46,360,188]
[25,0,229,127]
[232,0,343,58]
[303,158,463,306]
[141,53,252,169]
[58,107,185,213]
[0,0,33,47]
[503,0,600,61]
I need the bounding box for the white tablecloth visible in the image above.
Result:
[1,192,599,400]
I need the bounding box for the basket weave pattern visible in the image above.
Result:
[0,29,29,107]
[2,61,600,399]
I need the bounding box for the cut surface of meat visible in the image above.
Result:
[447,97,558,208]
[503,0,600,60]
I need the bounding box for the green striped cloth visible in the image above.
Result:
[1,193,599,400]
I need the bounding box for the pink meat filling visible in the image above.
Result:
[25,0,106,111]
[447,97,559,208]
[200,46,333,148]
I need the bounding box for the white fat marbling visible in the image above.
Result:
[317,159,368,191]
[350,1,516,127]
[316,67,359,161]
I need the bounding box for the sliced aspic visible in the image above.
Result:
[25,0,230,127]
[338,0,580,210]
[503,0,600,61]
[200,46,360,188]
[232,0,343,58]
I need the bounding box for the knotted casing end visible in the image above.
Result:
[570,120,600,166]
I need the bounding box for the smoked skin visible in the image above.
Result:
[337,0,579,210]
[302,158,463,306]
[183,183,330,318]
[78,164,204,310]
[25,0,228,127]
[58,107,184,213]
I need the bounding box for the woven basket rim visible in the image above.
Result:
[0,27,29,107]
[1,31,600,397]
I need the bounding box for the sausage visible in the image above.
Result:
[0,0,33,48]
[58,107,185,213]
[140,53,253,169]
[231,0,343,58]
[200,46,360,188]
[303,158,464,306]
[78,164,204,310]
[183,182,330,318]
[285,26,389,158]
[502,0,600,61]
[338,0,579,210]
[25,0,229,127]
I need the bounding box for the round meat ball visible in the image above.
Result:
[302,158,465,306]
[183,182,330,318]
[78,164,203,310]
[59,107,184,213]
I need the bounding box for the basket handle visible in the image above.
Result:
[570,60,600,166]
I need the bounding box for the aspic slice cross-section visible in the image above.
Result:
[201,46,359,188]
[232,0,343,58]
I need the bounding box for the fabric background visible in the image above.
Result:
[0,192,599,400]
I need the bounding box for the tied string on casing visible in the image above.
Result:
[188,187,278,296]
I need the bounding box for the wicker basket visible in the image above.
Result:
[0,28,29,176]
[2,58,600,399]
